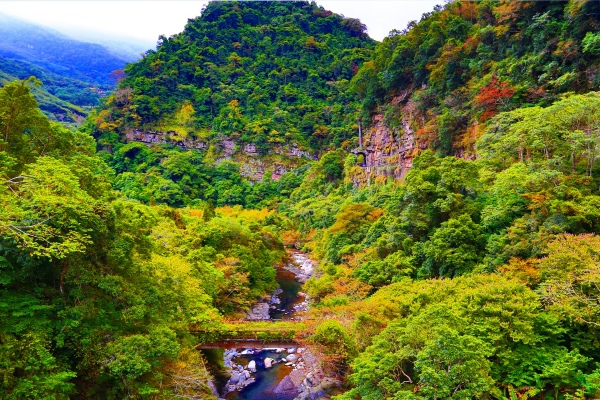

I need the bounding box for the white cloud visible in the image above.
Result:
[0,1,439,44]
[319,1,440,40]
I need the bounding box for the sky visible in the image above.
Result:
[0,1,440,47]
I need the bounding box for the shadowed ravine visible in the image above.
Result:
[208,252,316,400]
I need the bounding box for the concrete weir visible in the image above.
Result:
[197,341,300,350]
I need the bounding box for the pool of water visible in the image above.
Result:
[226,350,298,400]
[269,267,303,320]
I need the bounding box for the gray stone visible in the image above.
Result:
[245,302,270,320]
[264,357,274,369]
[273,375,298,395]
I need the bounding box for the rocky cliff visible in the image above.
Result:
[355,94,428,180]
[125,129,316,182]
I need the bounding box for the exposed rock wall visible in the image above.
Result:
[362,114,426,178]
[355,94,427,180]
[125,129,316,181]
[125,129,208,150]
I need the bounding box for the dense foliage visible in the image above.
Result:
[94,1,374,153]
[285,92,600,399]
[0,80,288,399]
[352,0,600,155]
[4,0,600,399]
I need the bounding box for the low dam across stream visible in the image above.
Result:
[202,252,332,400]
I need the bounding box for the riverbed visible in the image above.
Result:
[225,349,297,400]
[216,251,317,399]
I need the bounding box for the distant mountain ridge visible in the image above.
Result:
[0,13,133,123]
[0,13,128,85]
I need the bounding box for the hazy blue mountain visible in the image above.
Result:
[0,13,137,122]
[0,13,128,86]
[55,27,153,61]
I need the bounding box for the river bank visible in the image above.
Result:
[213,251,339,400]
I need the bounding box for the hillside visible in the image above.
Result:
[352,1,600,177]
[94,1,375,154]
[4,1,600,400]
[0,13,129,86]
[88,0,375,208]
[0,13,132,122]
[0,58,89,124]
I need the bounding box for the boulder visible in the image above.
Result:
[287,353,298,362]
[273,375,298,395]
[247,360,256,372]
[264,357,274,369]
[245,302,271,320]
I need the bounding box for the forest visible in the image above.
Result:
[2,1,600,399]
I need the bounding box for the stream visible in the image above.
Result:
[225,349,297,400]
[207,252,318,400]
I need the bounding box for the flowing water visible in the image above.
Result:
[225,350,297,400]
[217,253,313,399]
[269,266,304,320]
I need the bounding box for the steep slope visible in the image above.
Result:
[0,58,89,123]
[351,0,600,178]
[94,1,375,155]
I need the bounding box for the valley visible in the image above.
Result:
[2,1,600,400]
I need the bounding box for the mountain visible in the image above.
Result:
[0,13,128,85]
[53,27,152,61]
[93,0,375,156]
[0,57,92,124]
[351,1,600,178]
[0,13,131,122]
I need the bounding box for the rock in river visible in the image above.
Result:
[264,357,274,369]
[247,360,256,372]
[245,302,271,320]
[273,375,298,395]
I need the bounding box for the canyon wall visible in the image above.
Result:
[125,129,316,181]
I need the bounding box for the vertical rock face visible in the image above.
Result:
[124,130,315,182]
[125,129,208,150]
[362,113,414,179]
[352,94,428,181]
[361,106,427,179]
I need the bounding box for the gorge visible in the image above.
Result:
[3,1,600,399]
